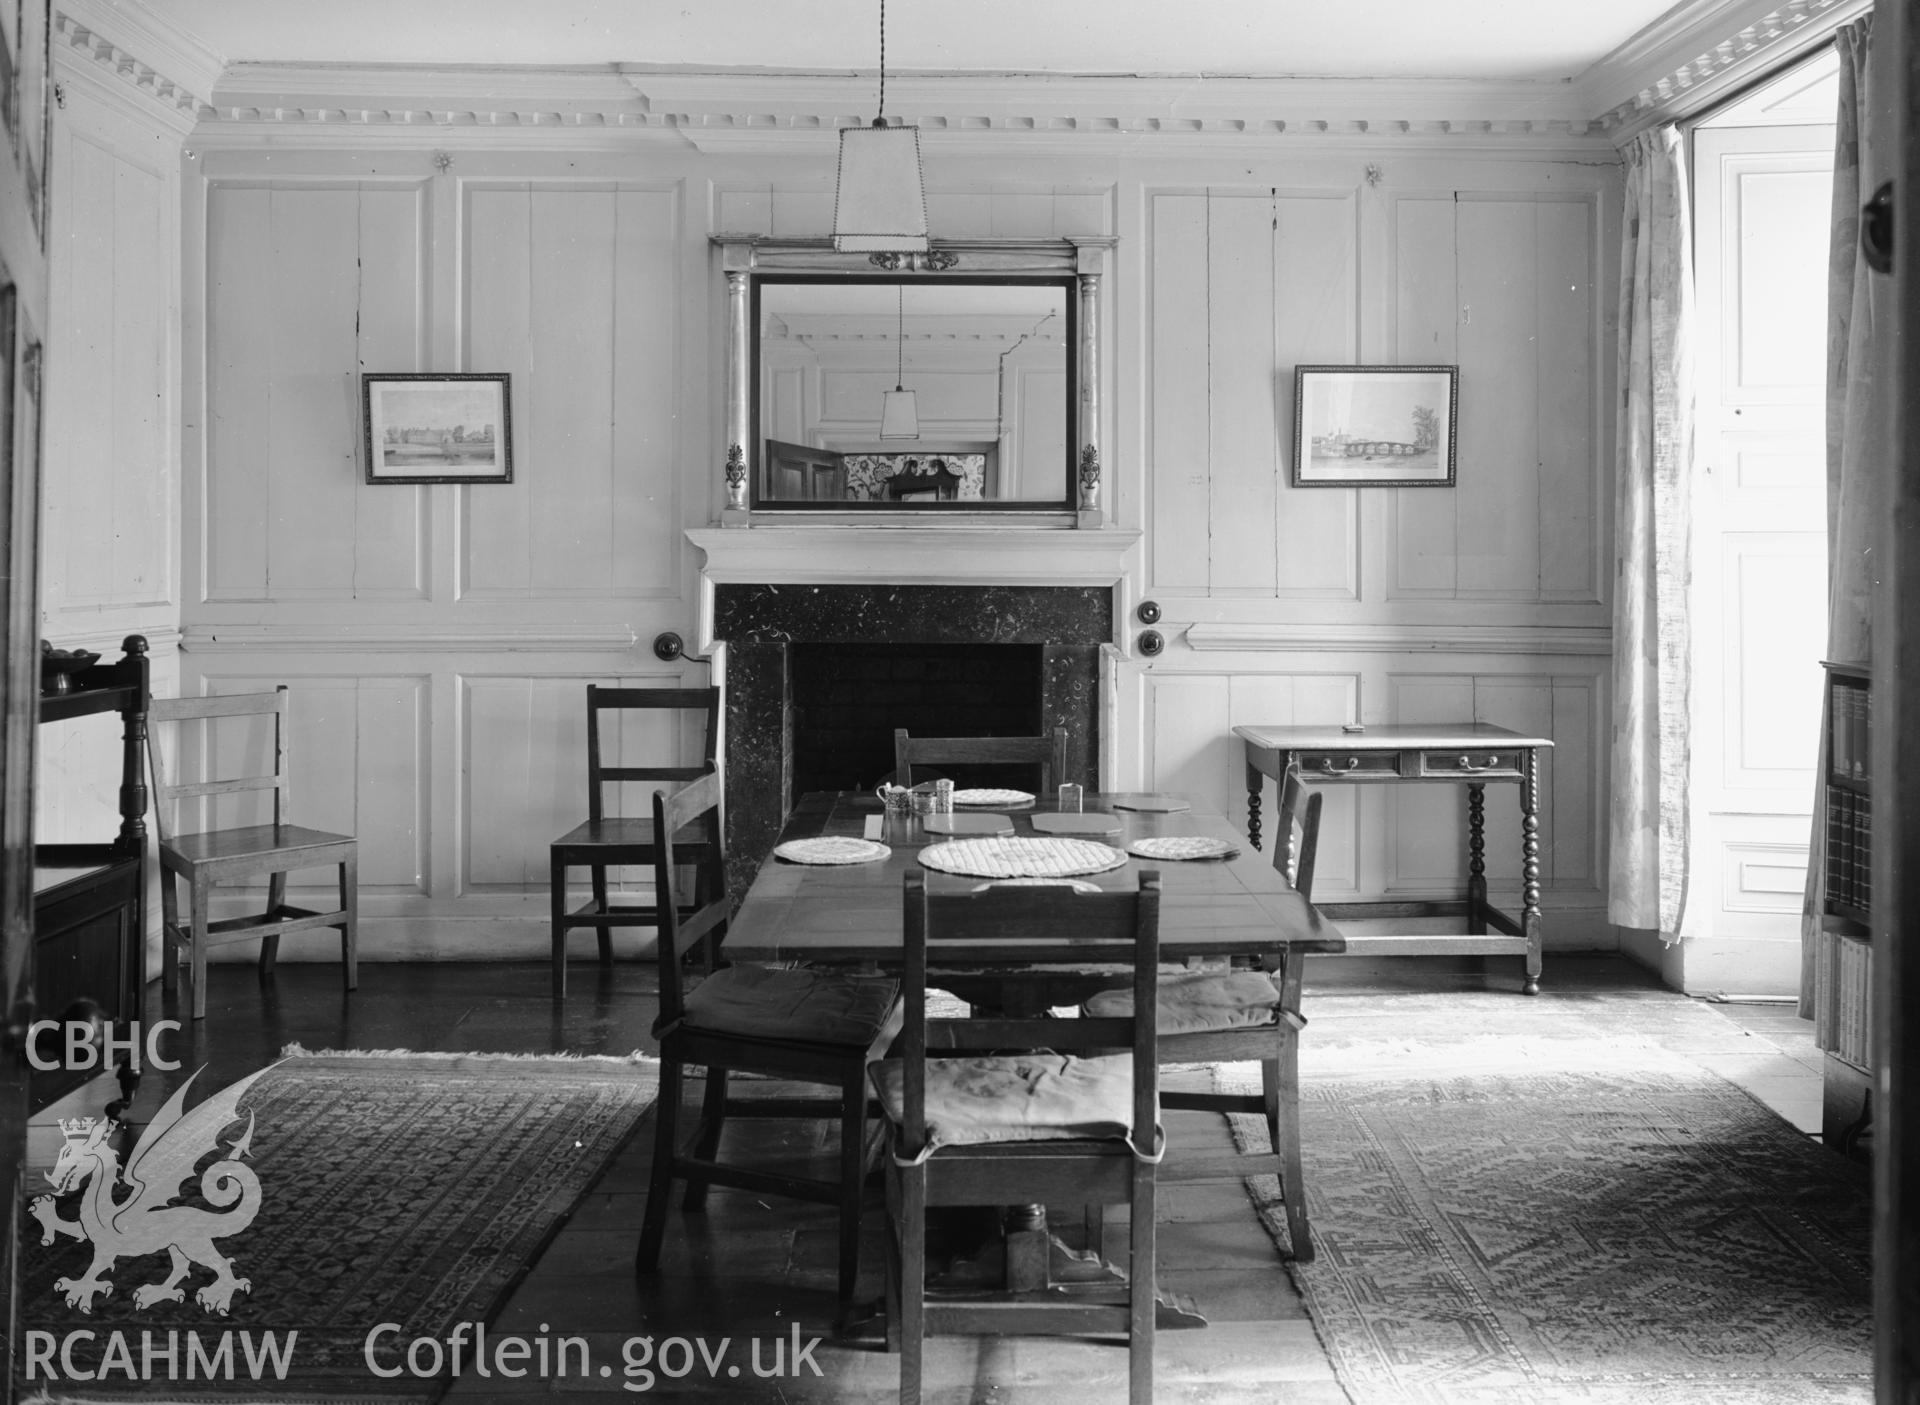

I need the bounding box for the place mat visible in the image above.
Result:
[1109,794,1191,812]
[1029,811,1124,837]
[1126,835,1239,862]
[951,788,1035,808]
[773,836,892,865]
[925,812,1015,836]
[918,837,1128,879]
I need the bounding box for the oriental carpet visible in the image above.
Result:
[1227,1011,1872,1404]
[18,1049,657,1404]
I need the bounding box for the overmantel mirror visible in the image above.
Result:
[712,236,1114,523]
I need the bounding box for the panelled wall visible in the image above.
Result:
[1136,158,1617,942]
[177,133,1619,958]
[35,33,192,971]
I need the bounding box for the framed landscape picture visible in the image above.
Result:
[363,373,512,484]
[1292,365,1457,487]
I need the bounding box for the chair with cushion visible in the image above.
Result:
[148,688,357,1022]
[891,726,1069,793]
[549,684,720,997]
[877,871,1163,1405]
[1084,768,1324,1260]
[636,771,905,1304]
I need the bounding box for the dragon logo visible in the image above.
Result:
[29,1064,272,1316]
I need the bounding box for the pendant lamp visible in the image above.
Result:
[879,284,920,439]
[833,0,928,253]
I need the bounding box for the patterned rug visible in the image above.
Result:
[1226,1033,1874,1404]
[18,1050,658,1404]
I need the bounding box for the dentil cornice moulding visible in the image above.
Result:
[54,0,223,127]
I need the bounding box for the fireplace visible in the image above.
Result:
[712,583,1113,900]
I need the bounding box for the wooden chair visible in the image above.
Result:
[147,688,357,1022]
[891,726,1070,793]
[1085,768,1324,1261]
[549,685,720,997]
[879,871,1163,1405]
[636,771,905,1303]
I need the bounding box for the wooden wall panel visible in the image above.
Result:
[1274,192,1361,599]
[205,185,275,600]
[203,182,428,603]
[1206,194,1279,594]
[1390,195,1461,597]
[1148,193,1210,592]
[1536,197,1600,602]
[462,183,680,599]
[1454,199,1542,598]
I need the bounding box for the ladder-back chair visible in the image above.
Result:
[878,871,1164,1405]
[891,726,1070,794]
[147,688,357,1021]
[1086,768,1324,1260]
[636,770,905,1304]
[549,684,720,997]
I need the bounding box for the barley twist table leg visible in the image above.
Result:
[1522,748,1543,995]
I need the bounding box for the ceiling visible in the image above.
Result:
[145,0,1694,85]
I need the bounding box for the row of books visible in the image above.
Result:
[1814,930,1875,1071]
[1825,789,1873,915]
[1829,681,1872,782]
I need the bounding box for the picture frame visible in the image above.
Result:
[1292,365,1457,488]
[362,373,512,485]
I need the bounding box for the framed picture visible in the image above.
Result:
[1292,365,1457,488]
[362,373,512,484]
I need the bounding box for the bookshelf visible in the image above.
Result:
[1817,661,1872,1159]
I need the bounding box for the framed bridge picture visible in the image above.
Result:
[1292,365,1456,487]
[363,372,513,484]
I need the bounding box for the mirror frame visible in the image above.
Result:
[713,236,1114,525]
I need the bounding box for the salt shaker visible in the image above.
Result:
[1057,782,1083,813]
[933,778,955,813]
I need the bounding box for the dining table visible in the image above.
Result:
[724,788,1347,1319]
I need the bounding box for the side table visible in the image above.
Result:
[1236,722,1553,994]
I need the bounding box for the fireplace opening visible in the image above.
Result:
[790,642,1046,805]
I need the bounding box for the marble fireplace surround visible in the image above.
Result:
[687,525,1142,898]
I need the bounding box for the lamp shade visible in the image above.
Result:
[833,123,929,253]
[880,388,921,439]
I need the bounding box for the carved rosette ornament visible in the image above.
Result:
[868,250,959,271]
[724,443,748,510]
[1078,444,1101,513]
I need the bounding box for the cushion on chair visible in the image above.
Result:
[870,1052,1146,1153]
[1084,970,1287,1036]
[680,964,899,1045]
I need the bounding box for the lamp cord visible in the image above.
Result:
[896,284,905,389]
[877,0,887,124]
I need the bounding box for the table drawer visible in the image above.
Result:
[1295,750,1401,779]
[1418,748,1525,778]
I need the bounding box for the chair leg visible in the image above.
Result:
[899,1163,926,1405]
[260,873,285,979]
[1129,1162,1156,1405]
[339,853,358,992]
[1268,1042,1312,1262]
[159,868,180,1002]
[550,855,568,998]
[637,1061,684,1275]
[682,1066,729,1211]
[590,863,613,966]
[835,1072,868,1302]
[189,873,212,1022]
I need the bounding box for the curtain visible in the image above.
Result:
[1800,16,1890,1016]
[1608,125,1696,945]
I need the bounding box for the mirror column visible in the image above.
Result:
[1077,268,1102,522]
[724,267,752,517]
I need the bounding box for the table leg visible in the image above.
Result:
[1466,782,1487,935]
[1245,759,1264,852]
[1522,750,1543,995]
